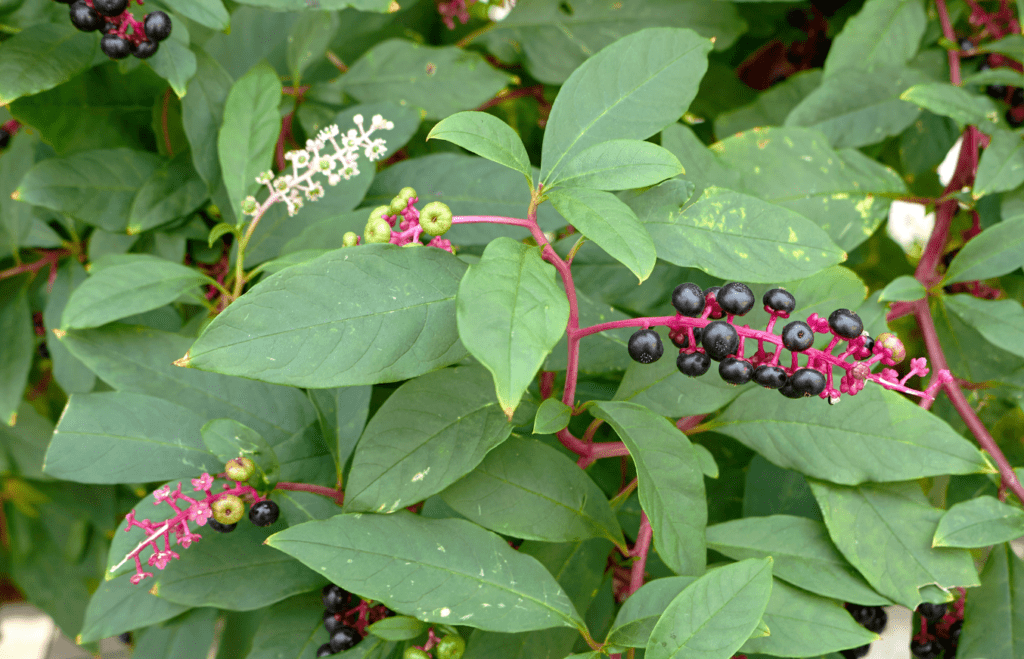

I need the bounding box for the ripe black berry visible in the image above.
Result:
[861,335,875,353]
[329,625,360,653]
[324,610,346,635]
[848,605,887,633]
[207,518,237,533]
[719,357,753,385]
[948,619,962,645]
[0,129,9,150]
[144,11,173,41]
[118,632,132,645]
[790,368,827,398]
[1013,87,1024,106]
[671,283,705,317]
[840,646,870,659]
[669,326,703,349]
[987,84,1009,99]
[828,309,864,339]
[322,584,350,614]
[677,351,711,377]
[69,1,104,31]
[916,602,946,622]
[316,642,335,657]
[701,321,739,361]
[131,40,159,59]
[752,364,787,389]
[249,500,280,527]
[910,639,942,659]
[763,288,796,314]
[781,321,814,352]
[717,282,755,316]
[627,329,664,364]
[93,0,127,16]
[704,286,725,319]
[100,34,131,59]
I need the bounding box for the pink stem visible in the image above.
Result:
[625,513,652,598]
[578,442,629,469]
[274,481,344,506]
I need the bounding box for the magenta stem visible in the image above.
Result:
[275,481,345,506]
[451,215,535,228]
[626,513,652,598]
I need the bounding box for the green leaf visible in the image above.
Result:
[934,496,1024,548]
[878,274,926,302]
[0,280,32,426]
[366,616,428,641]
[945,295,1024,359]
[706,515,891,605]
[44,392,219,483]
[0,403,55,480]
[163,0,230,30]
[267,512,585,632]
[149,38,199,99]
[547,187,657,283]
[15,148,163,232]
[709,385,993,484]
[549,140,683,191]
[591,401,706,576]
[308,385,372,474]
[201,419,280,487]
[244,594,331,659]
[132,608,218,659]
[901,83,1002,132]
[427,111,532,182]
[440,435,625,547]
[457,238,569,416]
[823,0,926,75]
[974,130,1024,198]
[208,222,237,247]
[606,576,699,647]
[78,575,190,644]
[462,628,579,659]
[640,187,846,282]
[533,398,572,434]
[183,51,234,191]
[810,480,980,608]
[943,218,1024,284]
[540,27,711,183]
[233,0,390,8]
[0,23,97,105]
[218,62,282,220]
[646,558,773,659]
[61,254,211,330]
[186,245,468,387]
[344,366,513,513]
[342,40,509,120]
[287,12,339,85]
[958,542,1024,659]
[128,153,208,234]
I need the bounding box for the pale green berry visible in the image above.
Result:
[211,495,245,525]
[436,634,466,659]
[225,457,255,482]
[368,205,391,224]
[875,333,906,364]
[342,231,359,247]
[364,219,392,244]
[420,201,453,236]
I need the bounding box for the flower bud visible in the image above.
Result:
[420,201,453,236]
[211,494,245,525]
[241,196,258,215]
[225,457,255,482]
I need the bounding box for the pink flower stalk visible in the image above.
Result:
[437,0,475,29]
[111,474,264,584]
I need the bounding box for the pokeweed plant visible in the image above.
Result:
[2,0,1024,658]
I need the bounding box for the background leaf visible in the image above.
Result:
[0,24,97,105]
[933,496,1024,548]
[823,0,926,75]
[958,542,1024,659]
[549,140,683,191]
[0,280,33,426]
[78,575,190,644]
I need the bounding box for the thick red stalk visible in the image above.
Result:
[274,481,345,506]
[626,513,652,598]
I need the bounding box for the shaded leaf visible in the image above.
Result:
[78,576,190,644]
[0,23,97,105]
[901,83,1002,132]
[533,398,571,434]
[974,129,1024,198]
[823,0,926,75]
[0,279,33,426]
[878,275,926,302]
[945,295,1024,359]
[607,576,698,647]
[957,542,1024,659]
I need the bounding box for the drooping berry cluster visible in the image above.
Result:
[625,282,951,403]
[356,188,454,253]
[56,0,171,60]
[910,599,963,659]
[840,603,887,658]
[316,584,397,657]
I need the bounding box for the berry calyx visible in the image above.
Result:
[316,642,335,657]
[225,457,255,482]
[364,219,392,244]
[627,329,664,364]
[69,1,104,31]
[875,333,906,363]
[763,288,796,315]
[752,364,787,389]
[671,282,705,316]
[717,282,755,316]
[322,584,350,614]
[206,518,237,533]
[916,602,946,622]
[93,0,127,16]
[248,500,280,527]
[677,351,711,377]
[131,40,159,59]
[669,326,703,349]
[403,649,430,659]
[420,201,453,236]
[828,308,864,339]
[211,495,245,525]
[100,34,131,60]
[701,321,739,361]
[144,11,172,41]
[781,320,814,352]
[719,357,753,385]
[703,286,725,319]
[329,625,360,653]
[436,634,466,659]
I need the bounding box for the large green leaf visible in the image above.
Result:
[639,187,845,282]
[958,542,1024,659]
[945,295,1024,359]
[78,576,190,644]
[427,111,532,182]
[540,27,711,183]
[0,23,97,105]
[706,515,890,605]
[943,218,1024,284]
[0,279,32,426]
[901,83,1002,133]
[708,385,993,484]
[809,480,980,608]
[440,435,624,547]
[128,152,208,233]
[974,129,1024,198]
[267,512,585,632]
[591,401,706,576]
[823,0,926,75]
[344,366,513,513]
[182,51,234,191]
[185,245,468,387]
[933,496,1024,548]
[549,140,683,191]
[646,558,773,659]
[286,11,339,85]
[606,576,699,647]
[457,238,569,416]
[149,37,199,99]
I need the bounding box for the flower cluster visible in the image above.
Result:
[241,114,394,219]
[109,473,263,584]
[355,189,455,253]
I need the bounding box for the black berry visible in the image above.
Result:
[1013,87,1024,106]
[916,602,947,622]
[862,335,875,353]
[701,321,739,361]
[0,129,9,150]
[324,610,346,635]
[849,605,887,633]
[249,500,280,526]
[54,0,75,3]
[131,40,159,59]
[781,321,814,352]
[316,643,335,657]
[790,368,826,398]
[987,84,1009,99]
[69,1,104,31]
[144,11,173,41]
[840,646,870,659]
[828,308,864,339]
[329,625,360,653]
[752,364,787,389]
[206,518,237,533]
[93,0,127,16]
[719,357,753,385]
[322,584,350,614]
[717,282,755,316]
[627,329,664,364]
[763,288,796,315]
[671,283,705,317]
[118,632,132,645]
[100,34,131,59]
[669,326,703,349]
[704,286,725,319]
[949,619,962,643]
[910,639,942,659]
[677,351,711,377]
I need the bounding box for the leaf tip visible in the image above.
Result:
[502,406,515,422]
[173,352,192,368]
[52,328,66,340]
[126,224,141,236]
[149,583,159,596]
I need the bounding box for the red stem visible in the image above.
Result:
[274,481,345,506]
[626,513,652,598]
[0,250,68,282]
[161,88,174,157]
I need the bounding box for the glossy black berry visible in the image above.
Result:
[916,602,947,622]
[717,282,755,316]
[93,0,127,16]
[329,625,360,653]
[249,500,280,526]
[848,605,887,633]
[677,351,711,377]
[790,368,826,397]
[701,321,739,361]
[987,84,1009,99]
[118,632,132,645]
[144,11,173,41]
[54,0,75,3]
[781,321,814,352]
[910,639,942,659]
[948,619,962,644]
[100,34,131,59]
[840,646,870,659]
[862,335,875,353]
[752,364,788,389]
[828,308,864,339]
[322,584,350,614]
[316,643,335,657]
[69,1,104,31]
[719,357,753,385]
[671,283,705,317]
[206,518,237,533]
[324,610,346,635]
[131,40,159,59]
[669,326,703,349]
[763,288,796,314]
[628,329,664,364]
[0,129,9,150]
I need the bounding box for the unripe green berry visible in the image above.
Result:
[211,494,245,525]
[364,219,392,244]
[368,205,391,224]
[389,196,409,215]
[342,231,359,247]
[436,634,466,659]
[403,649,430,659]
[398,186,417,201]
[225,457,255,482]
[420,201,453,236]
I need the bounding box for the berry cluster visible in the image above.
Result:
[840,604,887,658]
[316,584,401,657]
[625,282,950,403]
[57,0,171,61]
[356,189,454,253]
[978,54,1024,127]
[910,600,963,659]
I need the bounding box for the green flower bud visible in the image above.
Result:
[364,219,392,244]
[240,196,258,215]
[211,494,245,525]
[420,201,453,236]
[398,186,417,201]
[342,231,359,247]
[224,457,255,482]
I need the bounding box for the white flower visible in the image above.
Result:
[255,170,274,184]
[305,182,325,201]
[273,176,292,193]
[488,0,516,21]
[317,125,340,141]
[316,156,336,173]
